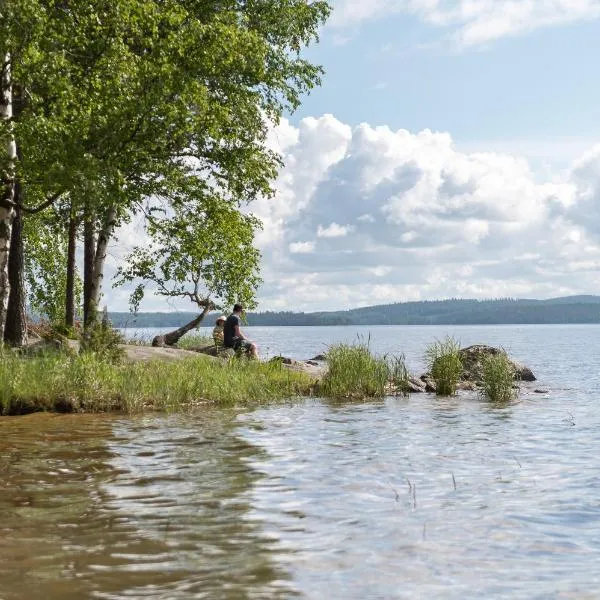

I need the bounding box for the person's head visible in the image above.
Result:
[216,316,226,326]
[233,303,244,314]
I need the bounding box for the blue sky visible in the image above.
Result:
[109,1,600,312]
[295,5,600,163]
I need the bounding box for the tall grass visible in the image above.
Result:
[480,351,517,403]
[425,337,462,396]
[0,351,315,415]
[177,333,215,350]
[320,342,408,399]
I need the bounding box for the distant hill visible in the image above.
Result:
[110,296,600,328]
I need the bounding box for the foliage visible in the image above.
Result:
[3,0,331,338]
[0,352,315,415]
[80,309,124,363]
[480,351,517,403]
[23,209,82,324]
[320,342,408,399]
[115,192,262,312]
[425,337,463,396]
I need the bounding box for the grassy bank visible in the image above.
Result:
[0,352,315,415]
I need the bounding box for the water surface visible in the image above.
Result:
[2,325,600,598]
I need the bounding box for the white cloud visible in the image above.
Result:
[289,241,316,254]
[317,222,355,238]
[329,0,600,47]
[248,114,600,311]
[107,113,600,313]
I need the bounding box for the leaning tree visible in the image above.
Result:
[115,187,261,347]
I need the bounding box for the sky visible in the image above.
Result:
[108,0,600,313]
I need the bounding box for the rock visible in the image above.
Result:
[407,377,426,393]
[458,345,536,383]
[419,375,437,393]
[306,360,319,366]
[534,389,549,394]
[188,344,235,359]
[310,354,327,361]
[456,381,476,391]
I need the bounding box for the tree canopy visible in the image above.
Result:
[0,0,331,343]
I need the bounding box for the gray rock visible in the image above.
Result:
[407,377,426,393]
[458,345,536,383]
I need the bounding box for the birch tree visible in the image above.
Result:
[2,0,331,343]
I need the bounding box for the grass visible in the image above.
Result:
[320,341,408,399]
[480,351,517,403]
[425,337,463,396]
[0,350,316,415]
[176,332,215,350]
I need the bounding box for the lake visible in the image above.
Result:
[2,324,600,599]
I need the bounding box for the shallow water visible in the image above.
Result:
[2,325,600,598]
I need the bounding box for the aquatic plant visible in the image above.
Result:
[320,341,408,399]
[480,350,517,403]
[425,337,462,396]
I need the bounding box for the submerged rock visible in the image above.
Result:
[458,345,536,382]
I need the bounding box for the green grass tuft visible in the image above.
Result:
[425,337,463,396]
[0,351,315,415]
[320,342,408,399]
[176,332,215,350]
[480,351,517,403]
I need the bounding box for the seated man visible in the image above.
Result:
[223,303,258,359]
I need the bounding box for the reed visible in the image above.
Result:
[480,351,517,403]
[425,337,463,396]
[320,342,408,399]
[0,351,315,415]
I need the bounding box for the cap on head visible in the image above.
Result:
[233,303,244,313]
[216,315,226,323]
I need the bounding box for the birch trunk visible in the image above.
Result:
[83,208,96,327]
[0,54,16,341]
[4,194,26,346]
[65,208,77,327]
[152,304,211,347]
[87,206,117,326]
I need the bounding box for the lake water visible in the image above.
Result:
[2,325,600,599]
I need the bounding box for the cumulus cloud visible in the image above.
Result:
[317,222,355,238]
[329,0,600,47]
[106,113,600,313]
[248,114,600,311]
[289,241,316,254]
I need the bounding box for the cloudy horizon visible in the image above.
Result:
[106,0,600,313]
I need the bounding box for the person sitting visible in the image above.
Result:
[212,316,226,348]
[223,303,258,359]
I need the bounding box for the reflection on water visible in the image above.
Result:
[2,325,600,598]
[0,412,297,600]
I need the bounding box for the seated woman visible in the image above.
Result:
[212,316,226,347]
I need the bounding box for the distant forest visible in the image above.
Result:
[110,296,600,328]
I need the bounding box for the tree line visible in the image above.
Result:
[1,0,330,347]
[107,296,600,327]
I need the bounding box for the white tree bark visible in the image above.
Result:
[0,53,16,341]
[88,206,117,323]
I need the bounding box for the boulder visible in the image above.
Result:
[187,344,235,359]
[310,354,327,362]
[458,345,536,382]
[407,377,426,393]
[419,375,437,393]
